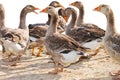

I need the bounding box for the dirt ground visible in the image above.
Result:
[0,43,120,80]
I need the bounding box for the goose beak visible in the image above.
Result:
[34,7,40,14]
[69,2,76,6]
[58,4,64,8]
[63,16,69,22]
[34,7,40,10]
[40,8,48,13]
[93,6,101,11]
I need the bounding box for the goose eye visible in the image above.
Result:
[48,7,51,9]
[48,7,51,10]
[28,6,33,10]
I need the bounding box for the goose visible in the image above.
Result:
[70,1,105,32]
[64,7,104,45]
[40,6,94,74]
[29,1,66,56]
[0,5,39,66]
[94,4,120,76]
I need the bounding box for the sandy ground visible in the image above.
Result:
[0,42,120,80]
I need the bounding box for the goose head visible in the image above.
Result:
[57,7,75,22]
[22,5,40,14]
[93,4,115,36]
[41,6,57,15]
[58,8,69,22]
[64,7,73,15]
[64,7,77,27]
[58,8,65,17]
[93,4,111,16]
[49,1,64,8]
[46,1,64,25]
[19,5,40,29]
[70,1,83,9]
[64,7,77,17]
[58,7,76,22]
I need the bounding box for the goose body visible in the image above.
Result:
[29,25,47,41]
[1,28,29,56]
[1,38,24,54]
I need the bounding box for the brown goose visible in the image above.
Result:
[41,6,92,74]
[29,1,66,56]
[0,5,39,66]
[64,7,99,44]
[62,7,103,47]
[94,4,120,76]
[70,1,105,30]
[29,1,65,28]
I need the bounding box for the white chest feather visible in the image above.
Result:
[3,40,24,54]
[29,36,38,42]
[60,51,81,67]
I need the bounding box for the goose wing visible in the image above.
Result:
[45,33,88,51]
[110,34,120,53]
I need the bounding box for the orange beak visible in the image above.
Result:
[34,7,40,14]
[63,16,69,22]
[40,8,48,13]
[34,7,40,10]
[70,2,76,6]
[93,6,101,11]
[58,4,64,8]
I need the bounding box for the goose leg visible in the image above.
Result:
[31,47,35,56]
[87,42,104,58]
[90,43,105,58]
[3,53,13,62]
[110,70,120,76]
[36,47,43,57]
[48,62,59,74]
[4,57,17,62]
[6,56,13,62]
[94,44,103,55]
[11,55,21,66]
[59,65,64,72]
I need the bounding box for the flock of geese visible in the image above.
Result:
[0,1,120,75]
